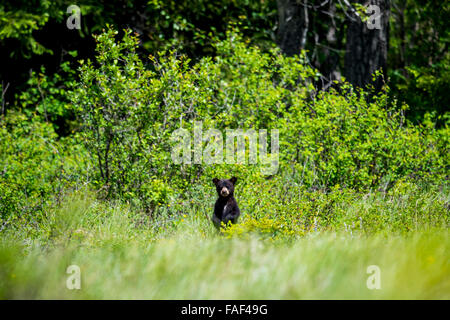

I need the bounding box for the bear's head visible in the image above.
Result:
[212,177,237,198]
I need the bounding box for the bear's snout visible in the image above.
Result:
[220,187,229,197]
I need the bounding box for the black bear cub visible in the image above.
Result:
[212,177,240,230]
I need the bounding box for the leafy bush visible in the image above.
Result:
[222,216,306,240]
[0,111,87,230]
[280,83,449,189]
[71,29,178,210]
[219,177,449,238]
[71,27,448,211]
[18,59,78,135]
[392,53,450,125]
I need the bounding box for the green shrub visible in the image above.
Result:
[0,111,87,230]
[72,27,448,207]
[17,59,78,135]
[71,29,179,209]
[218,177,448,238]
[280,83,449,189]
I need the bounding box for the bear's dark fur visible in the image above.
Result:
[212,177,240,229]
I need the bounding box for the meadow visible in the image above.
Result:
[0,181,448,299]
[0,26,449,300]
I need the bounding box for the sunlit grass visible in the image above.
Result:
[0,192,448,299]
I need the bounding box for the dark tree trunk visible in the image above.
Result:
[318,0,342,89]
[344,0,390,91]
[276,0,309,56]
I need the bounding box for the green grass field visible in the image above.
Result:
[1,188,448,299]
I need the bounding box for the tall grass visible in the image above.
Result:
[0,187,448,299]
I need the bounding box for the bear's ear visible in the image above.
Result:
[230,177,237,185]
[212,178,219,185]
